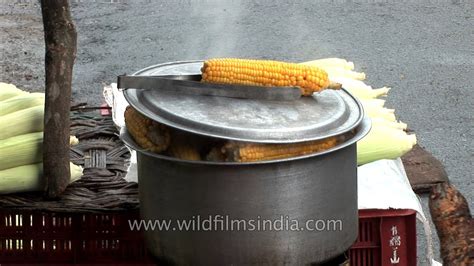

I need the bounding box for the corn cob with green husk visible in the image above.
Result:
[0,162,83,194]
[221,137,338,162]
[201,58,336,96]
[357,126,417,165]
[0,85,82,194]
[347,87,390,99]
[301,58,417,164]
[301,58,355,70]
[0,105,44,140]
[0,92,45,116]
[0,132,43,170]
[371,117,407,130]
[0,132,79,170]
[0,82,28,101]
[124,106,170,153]
[306,73,391,99]
[300,58,366,81]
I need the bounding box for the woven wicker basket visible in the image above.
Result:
[0,110,153,264]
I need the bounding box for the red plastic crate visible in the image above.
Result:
[1,208,417,264]
[0,209,154,264]
[349,209,417,266]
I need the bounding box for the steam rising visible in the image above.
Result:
[184,1,242,59]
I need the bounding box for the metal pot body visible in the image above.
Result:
[136,144,358,265]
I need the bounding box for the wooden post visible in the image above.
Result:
[40,0,77,198]
[429,183,473,265]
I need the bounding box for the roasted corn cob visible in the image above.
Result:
[201,58,332,96]
[124,106,170,153]
[221,137,338,162]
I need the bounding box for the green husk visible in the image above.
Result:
[0,132,43,170]
[371,118,407,130]
[0,105,44,140]
[357,126,417,165]
[0,162,83,194]
[0,93,45,116]
[0,83,27,101]
[0,132,80,170]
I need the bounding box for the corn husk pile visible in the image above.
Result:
[301,59,417,165]
[0,82,83,194]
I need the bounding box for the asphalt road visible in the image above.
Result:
[1,0,473,264]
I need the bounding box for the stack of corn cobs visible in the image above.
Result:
[126,58,417,163]
[301,58,417,165]
[0,83,83,194]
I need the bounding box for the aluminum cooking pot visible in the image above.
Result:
[121,118,370,265]
[120,60,371,265]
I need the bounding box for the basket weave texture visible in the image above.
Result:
[0,111,138,213]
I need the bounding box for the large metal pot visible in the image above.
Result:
[121,118,369,265]
[120,61,371,265]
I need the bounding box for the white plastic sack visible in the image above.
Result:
[358,159,424,217]
[103,83,137,182]
[103,83,127,129]
[358,159,440,265]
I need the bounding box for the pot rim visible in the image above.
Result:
[124,60,365,144]
[120,117,371,166]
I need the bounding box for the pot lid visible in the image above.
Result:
[123,60,364,143]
